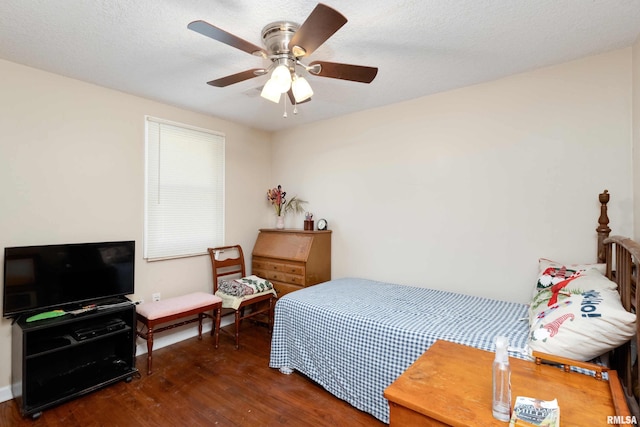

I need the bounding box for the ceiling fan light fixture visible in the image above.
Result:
[308,63,322,75]
[271,64,292,93]
[260,79,281,103]
[291,45,307,58]
[292,75,313,103]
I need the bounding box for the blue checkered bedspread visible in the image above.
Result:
[269,277,530,424]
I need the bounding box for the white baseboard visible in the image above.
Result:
[0,385,13,404]
[0,314,235,404]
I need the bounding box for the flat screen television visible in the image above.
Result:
[3,240,135,318]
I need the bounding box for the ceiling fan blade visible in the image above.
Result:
[188,20,267,57]
[308,61,378,83]
[288,4,347,57]
[287,90,311,105]
[207,69,264,87]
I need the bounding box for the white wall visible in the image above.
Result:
[272,49,634,303]
[0,59,272,397]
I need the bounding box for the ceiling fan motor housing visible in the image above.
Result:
[261,21,299,57]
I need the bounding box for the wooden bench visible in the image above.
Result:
[136,292,223,375]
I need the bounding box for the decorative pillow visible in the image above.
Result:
[528,270,635,361]
[533,258,607,297]
[218,275,273,297]
[529,268,618,322]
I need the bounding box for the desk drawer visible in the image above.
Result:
[253,268,285,282]
[285,273,304,286]
[281,264,304,275]
[254,258,305,277]
[254,268,305,286]
[253,259,283,271]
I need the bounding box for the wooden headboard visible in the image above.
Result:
[597,189,612,264]
[597,189,640,416]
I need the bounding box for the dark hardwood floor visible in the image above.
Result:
[0,322,385,426]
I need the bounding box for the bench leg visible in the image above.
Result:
[197,313,204,340]
[146,326,154,375]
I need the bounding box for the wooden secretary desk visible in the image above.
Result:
[251,229,331,297]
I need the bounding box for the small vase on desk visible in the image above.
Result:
[276,215,285,229]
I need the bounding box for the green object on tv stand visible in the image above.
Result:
[26,310,67,323]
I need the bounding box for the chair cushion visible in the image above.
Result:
[136,292,222,321]
[215,288,276,310]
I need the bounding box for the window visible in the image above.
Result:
[144,116,225,260]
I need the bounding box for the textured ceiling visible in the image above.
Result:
[1,1,639,132]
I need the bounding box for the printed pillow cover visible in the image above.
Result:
[533,258,607,297]
[528,269,635,361]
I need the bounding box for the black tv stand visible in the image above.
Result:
[11,298,138,418]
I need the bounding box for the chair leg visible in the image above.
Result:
[234,310,241,350]
[212,306,221,349]
[239,307,245,326]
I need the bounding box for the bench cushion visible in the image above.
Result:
[136,292,222,321]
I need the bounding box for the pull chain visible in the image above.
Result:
[283,96,288,118]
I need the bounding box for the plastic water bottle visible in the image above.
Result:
[492,336,511,421]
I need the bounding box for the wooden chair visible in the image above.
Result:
[207,245,276,349]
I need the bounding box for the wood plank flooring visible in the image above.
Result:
[0,322,385,426]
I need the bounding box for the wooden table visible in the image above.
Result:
[384,340,630,426]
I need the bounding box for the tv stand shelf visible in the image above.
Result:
[11,300,138,418]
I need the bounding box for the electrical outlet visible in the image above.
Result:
[152,293,161,302]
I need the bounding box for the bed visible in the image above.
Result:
[269,190,640,424]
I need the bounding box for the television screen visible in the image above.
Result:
[3,241,135,318]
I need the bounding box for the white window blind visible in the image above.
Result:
[144,116,225,260]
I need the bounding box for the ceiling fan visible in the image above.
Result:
[187,3,378,108]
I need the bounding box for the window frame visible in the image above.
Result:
[144,116,225,261]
